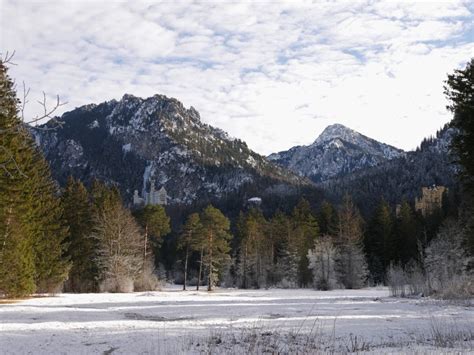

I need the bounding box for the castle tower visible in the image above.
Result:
[157,187,168,205]
[415,185,446,216]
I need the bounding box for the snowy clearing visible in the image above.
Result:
[1,287,473,354]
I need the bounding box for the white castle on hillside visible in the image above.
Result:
[133,181,168,206]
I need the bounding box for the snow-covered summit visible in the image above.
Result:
[268,123,404,183]
[312,123,360,145]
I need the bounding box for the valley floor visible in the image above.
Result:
[0,286,473,354]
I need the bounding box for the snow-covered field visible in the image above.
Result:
[1,286,473,354]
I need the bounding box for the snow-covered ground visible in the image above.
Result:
[1,287,473,354]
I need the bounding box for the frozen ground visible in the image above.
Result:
[0,286,473,354]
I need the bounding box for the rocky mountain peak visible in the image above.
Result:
[312,123,358,145]
[268,123,405,183]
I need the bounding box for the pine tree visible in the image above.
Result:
[445,58,474,191]
[0,61,36,297]
[0,214,36,297]
[366,199,394,283]
[177,212,203,290]
[318,200,338,236]
[236,208,269,288]
[200,205,232,291]
[269,211,297,287]
[134,204,171,266]
[291,199,320,287]
[27,153,70,293]
[61,176,97,292]
[0,60,69,296]
[396,201,419,265]
[444,59,474,259]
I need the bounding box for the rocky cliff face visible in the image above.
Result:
[268,124,404,182]
[35,94,306,205]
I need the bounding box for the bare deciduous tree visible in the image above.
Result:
[308,235,337,290]
[92,202,144,293]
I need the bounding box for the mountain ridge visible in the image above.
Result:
[35,93,309,206]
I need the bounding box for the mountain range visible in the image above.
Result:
[34,93,456,212]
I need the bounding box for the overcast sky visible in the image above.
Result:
[1,1,473,155]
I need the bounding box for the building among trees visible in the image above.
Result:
[133,181,168,206]
[414,185,446,216]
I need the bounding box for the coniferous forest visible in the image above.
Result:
[1,57,473,300]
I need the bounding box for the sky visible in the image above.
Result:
[1,0,473,155]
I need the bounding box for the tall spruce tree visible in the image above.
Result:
[366,199,394,283]
[200,205,231,291]
[236,208,269,289]
[133,205,171,267]
[292,199,319,287]
[444,59,474,258]
[177,212,203,290]
[0,61,36,296]
[27,154,70,293]
[0,60,69,296]
[396,201,419,265]
[270,211,297,287]
[318,200,338,236]
[61,177,97,292]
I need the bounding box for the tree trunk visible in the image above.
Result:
[207,231,213,291]
[143,224,148,265]
[197,247,203,291]
[183,245,188,291]
[243,244,247,289]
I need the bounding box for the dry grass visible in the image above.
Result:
[182,316,474,354]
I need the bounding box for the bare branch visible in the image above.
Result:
[1,50,17,65]
[20,81,30,123]
[27,92,67,127]
[0,51,65,178]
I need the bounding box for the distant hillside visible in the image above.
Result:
[321,124,458,215]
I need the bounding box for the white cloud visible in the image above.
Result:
[0,0,472,154]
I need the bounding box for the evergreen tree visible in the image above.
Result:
[61,177,97,292]
[27,156,70,293]
[269,211,297,287]
[0,60,36,297]
[200,205,232,291]
[445,58,474,191]
[395,201,419,265]
[366,199,394,283]
[134,204,171,265]
[177,212,202,290]
[444,58,474,259]
[0,60,69,296]
[292,199,320,287]
[0,214,35,297]
[318,200,338,236]
[236,208,269,288]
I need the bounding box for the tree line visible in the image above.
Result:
[1,54,472,298]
